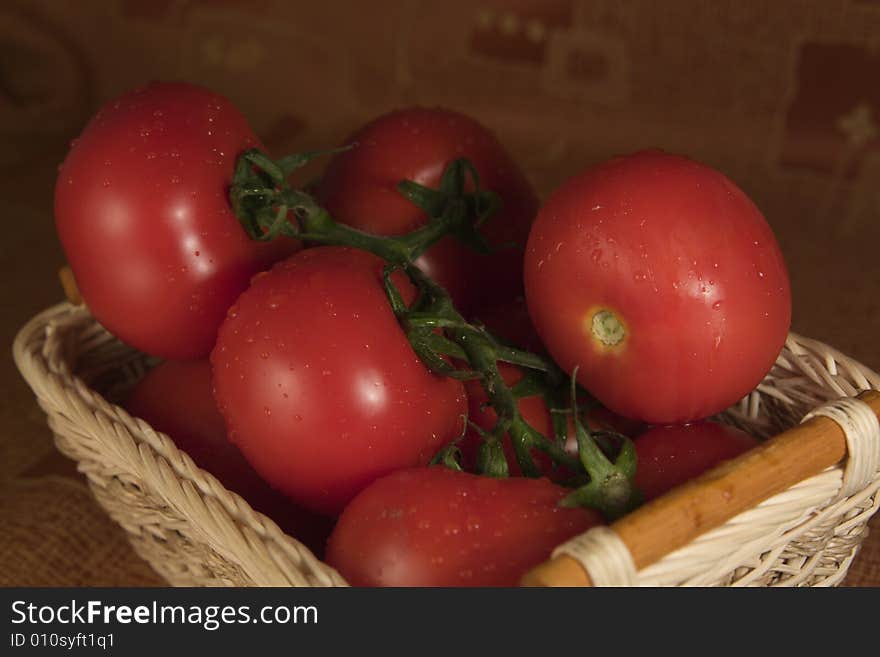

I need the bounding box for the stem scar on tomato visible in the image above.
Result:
[585,307,628,352]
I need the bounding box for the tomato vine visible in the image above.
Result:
[229,147,640,519]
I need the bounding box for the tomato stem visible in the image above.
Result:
[559,371,640,520]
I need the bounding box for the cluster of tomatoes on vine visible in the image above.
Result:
[56,82,791,586]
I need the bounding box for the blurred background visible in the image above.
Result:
[2,0,879,585]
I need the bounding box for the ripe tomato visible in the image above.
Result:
[524,150,791,424]
[325,466,602,587]
[211,246,468,516]
[124,359,334,555]
[55,81,299,359]
[315,107,539,316]
[633,421,760,501]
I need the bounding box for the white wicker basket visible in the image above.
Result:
[13,302,880,586]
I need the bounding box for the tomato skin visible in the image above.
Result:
[123,359,334,555]
[326,466,602,587]
[524,150,791,424]
[211,246,468,517]
[315,107,539,316]
[55,81,299,359]
[633,421,759,501]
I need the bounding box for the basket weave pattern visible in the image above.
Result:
[13,303,880,587]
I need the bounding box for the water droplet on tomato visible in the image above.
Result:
[712,301,723,310]
[171,175,181,184]
[146,152,157,160]
[263,407,272,416]
[259,352,269,360]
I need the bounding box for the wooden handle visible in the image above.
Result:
[522,389,880,587]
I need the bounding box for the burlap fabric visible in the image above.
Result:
[2,0,879,586]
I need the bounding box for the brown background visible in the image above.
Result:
[2,0,879,586]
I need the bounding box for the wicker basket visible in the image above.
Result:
[12,301,880,587]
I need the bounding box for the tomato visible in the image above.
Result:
[325,466,602,587]
[633,421,760,501]
[123,359,334,555]
[524,150,791,424]
[315,107,539,317]
[211,246,468,516]
[55,81,299,359]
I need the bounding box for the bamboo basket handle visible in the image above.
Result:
[521,389,880,587]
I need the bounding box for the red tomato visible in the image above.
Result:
[211,246,468,516]
[325,466,602,587]
[55,81,299,359]
[124,359,334,556]
[524,150,791,424]
[315,107,539,316]
[633,421,760,501]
